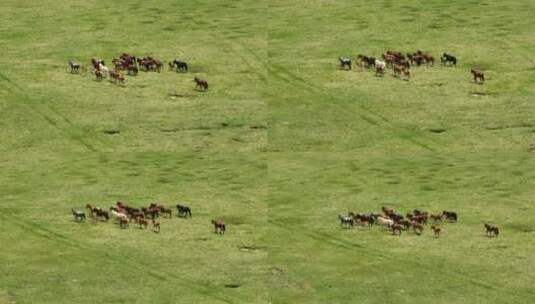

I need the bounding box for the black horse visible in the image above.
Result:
[441,53,457,66]
[176,204,192,218]
[442,210,458,222]
[170,59,188,72]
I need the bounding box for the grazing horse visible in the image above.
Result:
[72,208,86,222]
[431,225,441,237]
[484,223,499,237]
[338,214,354,228]
[471,68,485,83]
[441,53,457,66]
[170,59,188,72]
[68,60,81,74]
[176,204,192,217]
[338,57,352,70]
[194,77,208,91]
[211,220,226,234]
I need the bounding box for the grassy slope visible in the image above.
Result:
[1,0,535,303]
[266,0,535,303]
[0,0,267,303]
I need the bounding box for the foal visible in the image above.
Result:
[431,225,441,238]
[211,219,226,234]
[152,220,161,233]
[68,60,81,74]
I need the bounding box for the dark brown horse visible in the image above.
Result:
[176,204,192,218]
[471,68,485,84]
[484,223,499,237]
[85,204,109,220]
[194,77,208,91]
[211,219,226,234]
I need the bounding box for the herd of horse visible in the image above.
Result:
[339,206,499,238]
[68,53,208,90]
[338,50,485,84]
[71,201,226,235]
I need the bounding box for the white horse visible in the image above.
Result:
[110,209,128,222]
[375,59,386,70]
[376,216,393,228]
[98,63,109,78]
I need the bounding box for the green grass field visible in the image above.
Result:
[1,0,535,303]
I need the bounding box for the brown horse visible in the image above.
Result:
[85,204,109,220]
[391,224,404,235]
[211,219,226,234]
[392,64,404,77]
[152,220,161,233]
[109,71,125,85]
[119,217,129,229]
[484,223,499,237]
[430,214,443,223]
[411,221,423,235]
[194,77,208,91]
[402,67,410,79]
[431,225,441,238]
[95,69,104,81]
[137,217,149,229]
[471,69,485,84]
[158,206,173,218]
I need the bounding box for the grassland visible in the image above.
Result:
[1,0,535,303]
